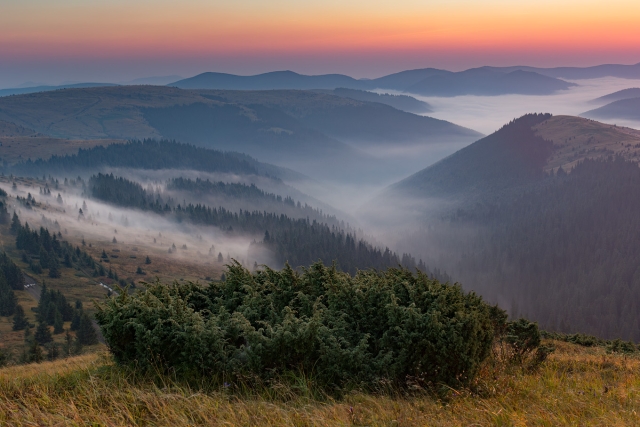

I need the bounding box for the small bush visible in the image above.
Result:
[97,262,500,391]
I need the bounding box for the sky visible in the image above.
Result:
[1,0,639,87]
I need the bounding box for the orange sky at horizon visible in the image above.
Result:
[0,0,639,85]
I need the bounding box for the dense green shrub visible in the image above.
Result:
[97,262,499,390]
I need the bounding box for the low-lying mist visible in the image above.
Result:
[378,77,640,135]
[3,180,277,274]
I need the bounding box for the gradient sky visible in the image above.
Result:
[1,0,639,87]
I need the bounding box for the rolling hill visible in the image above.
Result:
[391,114,640,201]
[169,71,370,90]
[0,85,480,183]
[170,68,575,97]
[493,62,640,80]
[404,69,575,97]
[372,114,640,341]
[582,97,640,121]
[589,88,640,104]
[314,88,432,114]
[0,82,117,97]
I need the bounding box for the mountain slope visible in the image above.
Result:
[0,82,118,97]
[582,97,640,121]
[315,88,432,114]
[493,62,640,80]
[0,86,480,183]
[590,88,640,104]
[405,69,575,97]
[390,113,552,200]
[372,114,640,341]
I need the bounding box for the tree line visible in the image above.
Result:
[432,157,640,341]
[89,173,443,277]
[8,139,283,180]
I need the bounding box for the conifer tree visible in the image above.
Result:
[48,256,61,278]
[34,321,53,345]
[27,340,44,363]
[70,309,82,331]
[10,212,20,234]
[46,343,59,361]
[77,313,98,345]
[23,324,32,343]
[12,304,29,331]
[53,309,64,334]
[0,276,16,316]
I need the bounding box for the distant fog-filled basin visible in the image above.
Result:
[385,77,640,134]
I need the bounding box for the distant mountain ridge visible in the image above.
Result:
[169,71,370,90]
[0,82,118,97]
[0,85,480,183]
[582,97,640,121]
[170,68,575,96]
[589,88,640,104]
[491,62,640,80]
[313,88,432,114]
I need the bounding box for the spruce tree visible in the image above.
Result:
[23,324,32,343]
[27,340,44,363]
[0,277,16,316]
[70,309,82,331]
[48,256,61,278]
[53,309,64,334]
[10,212,20,234]
[46,343,60,361]
[77,313,98,345]
[12,304,29,331]
[34,321,53,345]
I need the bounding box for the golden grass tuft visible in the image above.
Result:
[0,341,639,426]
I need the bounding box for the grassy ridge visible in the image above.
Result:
[0,341,638,426]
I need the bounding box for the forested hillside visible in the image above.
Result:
[88,174,439,276]
[381,114,640,341]
[392,113,552,202]
[9,139,294,180]
[440,158,640,341]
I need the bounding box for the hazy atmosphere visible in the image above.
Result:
[1,0,640,425]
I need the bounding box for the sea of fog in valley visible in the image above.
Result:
[379,77,640,136]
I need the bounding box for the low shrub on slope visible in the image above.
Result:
[96,262,499,391]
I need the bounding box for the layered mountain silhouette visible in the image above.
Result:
[170,71,370,90]
[589,88,640,104]
[389,114,640,201]
[313,88,432,114]
[371,113,640,341]
[582,97,640,121]
[170,68,574,96]
[492,62,640,80]
[0,85,479,183]
[0,82,117,97]
[401,69,574,96]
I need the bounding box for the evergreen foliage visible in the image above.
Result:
[443,157,640,341]
[97,261,498,391]
[11,139,283,179]
[0,273,17,317]
[15,219,99,278]
[12,304,29,331]
[89,173,438,276]
[76,313,98,346]
[34,322,53,345]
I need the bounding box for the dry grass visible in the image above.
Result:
[0,341,638,426]
[534,115,640,173]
